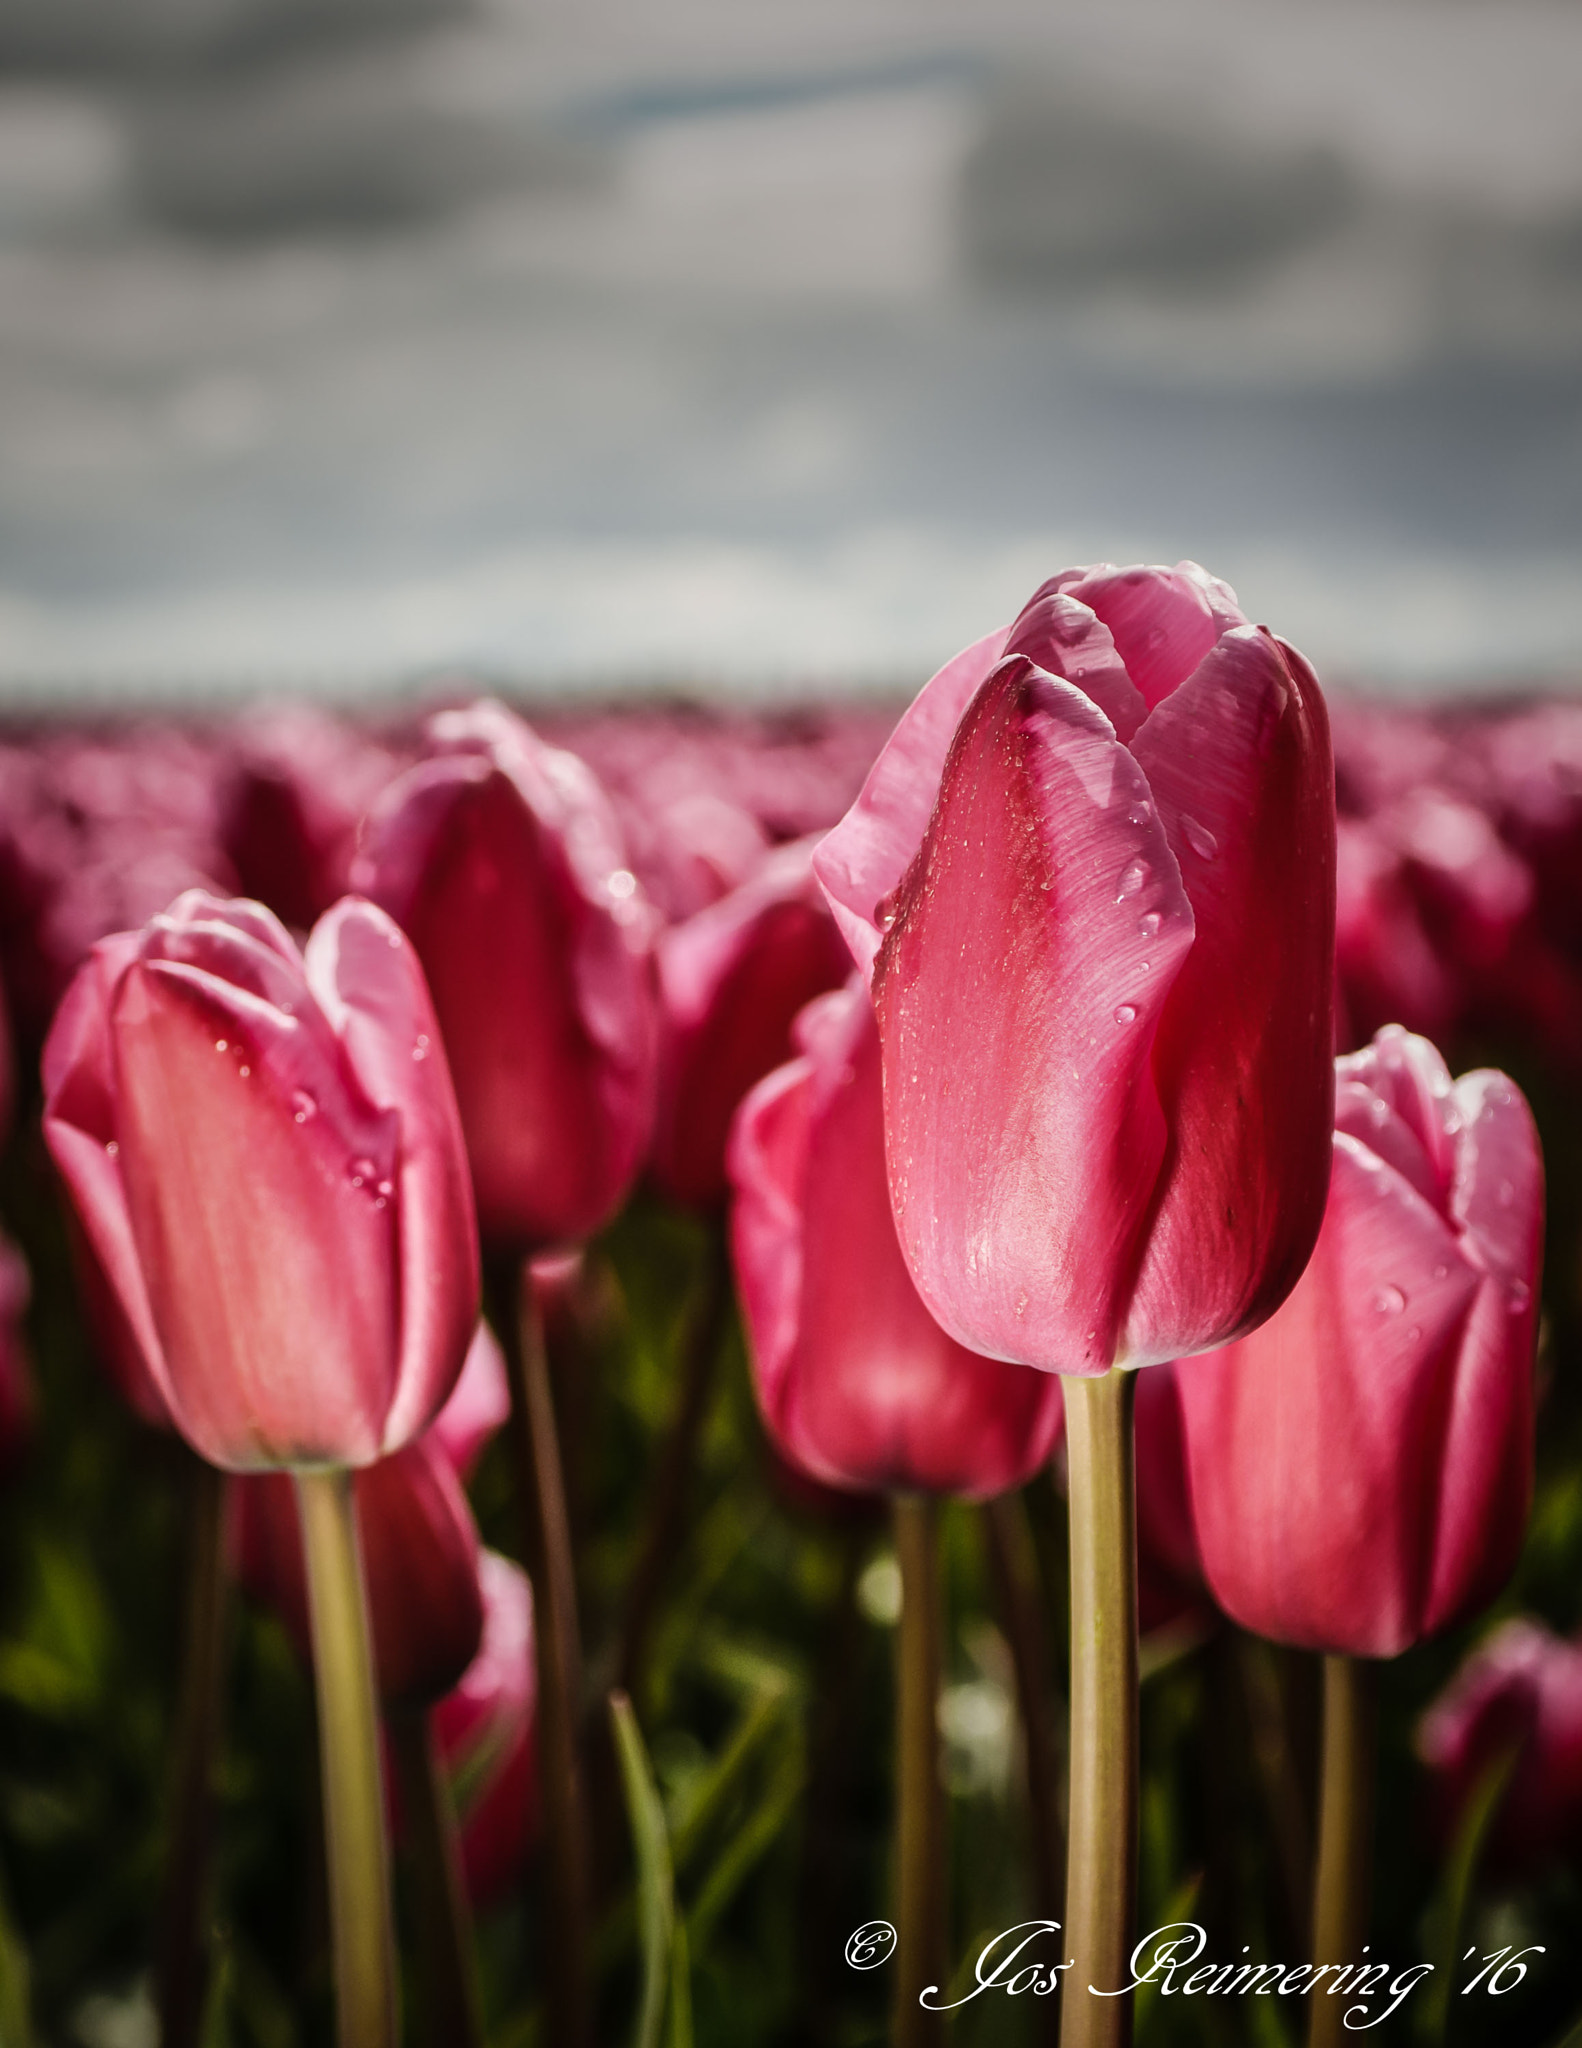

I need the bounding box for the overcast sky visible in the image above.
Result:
[3,0,1581,705]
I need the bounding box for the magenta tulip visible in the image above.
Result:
[815,560,1335,1376]
[42,889,479,1471]
[1418,1618,1582,1875]
[433,1550,539,1908]
[1176,1026,1543,1659]
[728,979,1064,1500]
[353,700,658,1251]
[651,835,853,1210]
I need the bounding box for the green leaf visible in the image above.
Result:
[610,1689,687,2048]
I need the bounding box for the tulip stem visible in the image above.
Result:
[617,1224,729,1702]
[388,1704,485,2048]
[295,1468,399,2048]
[1059,1368,1138,2048]
[156,1455,229,2048]
[892,1493,946,2048]
[504,1261,593,2048]
[1308,1655,1375,2048]
[983,1490,1065,1923]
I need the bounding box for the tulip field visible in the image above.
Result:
[1,566,1582,2048]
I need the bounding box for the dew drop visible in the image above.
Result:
[1496,1179,1515,1208]
[1139,912,1161,938]
[1182,816,1219,861]
[1015,1291,1029,1319]
[1509,1278,1531,1309]
[374,1197,387,1210]
[105,1139,119,1158]
[1432,1262,1449,1281]
[387,930,402,948]
[1374,1284,1407,1315]
[292,1090,317,1124]
[1127,800,1153,825]
[411,1033,430,1063]
[1114,1004,1138,1025]
[238,1065,250,1078]
[1116,859,1148,900]
[348,1157,377,1190]
[215,1039,228,1053]
[376,1179,394,1200]
[876,886,903,932]
[609,869,637,901]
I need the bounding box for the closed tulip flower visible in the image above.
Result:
[42,890,479,1472]
[434,1550,539,1908]
[1176,1025,1542,1660]
[0,1233,34,1469]
[730,979,1065,1500]
[814,561,1335,1375]
[354,700,657,1251]
[651,835,853,1211]
[1418,1618,1582,1876]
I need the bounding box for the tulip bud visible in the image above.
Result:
[42,890,479,1471]
[354,700,658,1250]
[651,836,853,1210]
[1418,1618,1582,1875]
[815,561,1335,1375]
[1175,1026,1543,1659]
[433,1550,539,1907]
[728,980,1064,1500]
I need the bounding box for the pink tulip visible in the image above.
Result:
[42,890,479,1471]
[815,561,1335,1375]
[433,1550,539,1908]
[728,980,1065,1499]
[651,836,853,1210]
[1418,1618,1582,1874]
[1175,1026,1543,1658]
[354,700,658,1250]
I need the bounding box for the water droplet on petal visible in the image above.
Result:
[1432,1262,1449,1281]
[876,886,903,932]
[1509,1279,1531,1309]
[1114,1004,1137,1025]
[1182,816,1219,861]
[215,1039,228,1053]
[292,1090,317,1124]
[348,1157,377,1190]
[1496,1179,1515,1208]
[411,1034,430,1062]
[1116,859,1148,900]
[238,1065,250,1078]
[105,1139,119,1158]
[1139,912,1161,937]
[387,930,402,948]
[376,1179,394,1200]
[1374,1284,1406,1315]
[1015,1291,1028,1319]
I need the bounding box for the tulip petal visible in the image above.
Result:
[306,899,479,1452]
[872,657,1195,1372]
[357,1440,485,1705]
[812,625,1008,981]
[1123,628,1335,1363]
[1178,1136,1479,1656]
[1339,1026,1457,1202]
[1003,586,1147,742]
[1418,1072,1543,1634]
[428,1322,511,1482]
[1054,561,1246,712]
[42,935,177,1423]
[111,958,399,1468]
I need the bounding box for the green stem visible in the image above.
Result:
[617,1227,729,1703]
[156,1455,230,2048]
[1308,1655,1375,2048]
[892,1494,946,2048]
[295,1468,399,2048]
[1059,1369,1137,2048]
[388,1704,485,2048]
[502,1261,593,2048]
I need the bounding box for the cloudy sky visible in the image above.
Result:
[2,0,1581,704]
